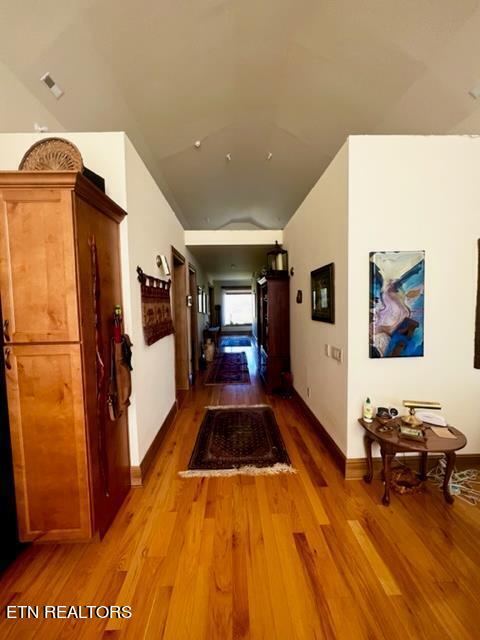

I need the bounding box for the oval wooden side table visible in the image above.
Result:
[358,418,467,506]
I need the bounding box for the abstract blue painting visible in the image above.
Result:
[369,251,425,358]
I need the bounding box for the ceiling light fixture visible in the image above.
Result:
[469,85,480,99]
[40,72,64,99]
[267,152,273,161]
[225,153,232,161]
[156,254,171,276]
[194,140,201,148]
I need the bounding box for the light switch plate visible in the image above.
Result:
[331,347,343,362]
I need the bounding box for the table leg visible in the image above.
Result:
[382,451,395,506]
[363,435,373,483]
[443,452,456,504]
[419,452,428,481]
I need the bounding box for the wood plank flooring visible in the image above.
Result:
[1,345,480,639]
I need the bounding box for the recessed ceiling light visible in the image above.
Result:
[40,72,64,99]
[194,140,201,148]
[225,153,231,161]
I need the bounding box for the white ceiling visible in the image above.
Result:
[188,244,270,280]
[2,1,480,230]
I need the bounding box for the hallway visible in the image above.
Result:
[1,343,480,639]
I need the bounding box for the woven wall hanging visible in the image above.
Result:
[137,267,173,345]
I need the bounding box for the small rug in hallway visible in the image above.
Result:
[204,351,250,385]
[220,336,251,347]
[179,405,295,477]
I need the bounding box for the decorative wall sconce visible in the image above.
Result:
[186,295,193,307]
[296,290,302,304]
[156,254,171,276]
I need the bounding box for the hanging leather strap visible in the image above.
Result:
[107,336,119,421]
[89,236,109,497]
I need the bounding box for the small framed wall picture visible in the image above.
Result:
[311,263,335,323]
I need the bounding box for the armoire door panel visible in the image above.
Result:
[0,188,79,343]
[4,344,91,541]
[74,195,131,536]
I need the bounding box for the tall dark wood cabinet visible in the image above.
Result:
[257,273,290,393]
[0,171,130,543]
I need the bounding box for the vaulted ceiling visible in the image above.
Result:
[2,1,480,230]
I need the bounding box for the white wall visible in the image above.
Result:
[347,136,480,457]
[283,143,349,454]
[123,137,186,464]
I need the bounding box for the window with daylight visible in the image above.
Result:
[223,290,253,326]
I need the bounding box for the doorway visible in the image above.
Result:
[188,264,199,384]
[171,247,189,398]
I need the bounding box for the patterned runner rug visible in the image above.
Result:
[204,351,250,385]
[220,336,251,347]
[179,405,294,477]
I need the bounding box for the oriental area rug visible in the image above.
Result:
[179,405,295,478]
[204,351,251,385]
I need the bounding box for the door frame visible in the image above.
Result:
[171,246,189,397]
[208,285,215,323]
[188,264,199,384]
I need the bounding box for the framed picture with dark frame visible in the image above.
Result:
[311,263,335,323]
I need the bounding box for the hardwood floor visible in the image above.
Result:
[1,344,480,639]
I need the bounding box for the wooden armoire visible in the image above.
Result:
[0,171,130,542]
[256,273,290,393]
